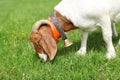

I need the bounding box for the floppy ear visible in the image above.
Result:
[40,27,57,60]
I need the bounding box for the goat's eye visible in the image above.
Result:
[36,39,41,45]
[37,41,40,45]
[36,41,42,49]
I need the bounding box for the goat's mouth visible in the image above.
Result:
[38,52,48,61]
[35,44,48,61]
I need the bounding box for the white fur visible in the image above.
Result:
[55,0,120,59]
[76,30,88,55]
[38,53,47,61]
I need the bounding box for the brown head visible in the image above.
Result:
[30,20,59,61]
[30,11,77,61]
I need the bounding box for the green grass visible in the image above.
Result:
[0,0,120,80]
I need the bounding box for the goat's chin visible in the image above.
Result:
[38,53,47,61]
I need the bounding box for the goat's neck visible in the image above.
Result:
[54,11,78,32]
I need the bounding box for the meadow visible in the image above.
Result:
[0,0,120,79]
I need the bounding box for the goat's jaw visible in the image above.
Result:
[38,53,47,61]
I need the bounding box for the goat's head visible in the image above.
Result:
[30,20,58,61]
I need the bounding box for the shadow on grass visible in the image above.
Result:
[57,31,120,57]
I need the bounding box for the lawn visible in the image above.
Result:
[0,0,120,80]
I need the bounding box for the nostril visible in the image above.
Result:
[38,53,47,61]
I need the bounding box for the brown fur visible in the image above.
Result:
[54,11,78,31]
[30,11,78,60]
[30,26,57,60]
[30,32,43,53]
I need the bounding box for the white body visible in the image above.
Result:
[55,0,120,59]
